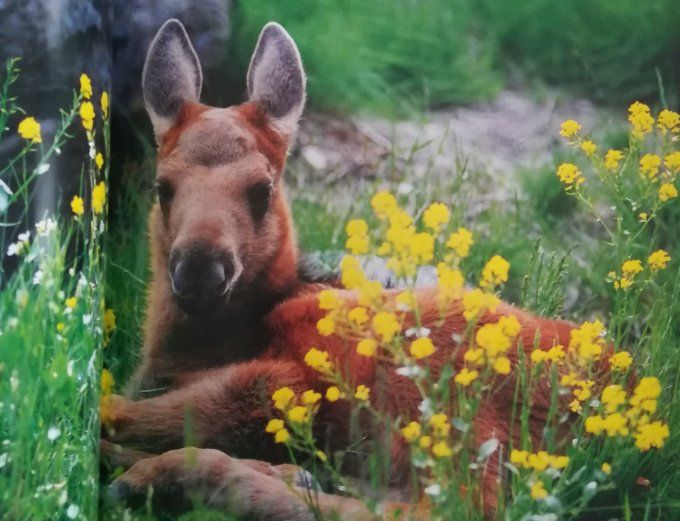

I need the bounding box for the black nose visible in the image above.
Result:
[169,246,234,303]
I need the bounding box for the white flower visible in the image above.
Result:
[36,163,50,175]
[418,398,433,417]
[35,217,57,236]
[395,365,423,378]
[82,314,92,325]
[66,504,79,519]
[0,453,8,468]
[7,242,22,256]
[47,426,61,441]
[424,483,441,496]
[405,327,430,338]
[33,270,43,285]
[17,231,30,242]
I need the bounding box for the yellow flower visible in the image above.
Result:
[326,386,343,402]
[446,227,474,257]
[610,351,633,372]
[559,119,581,139]
[666,151,680,172]
[580,140,597,156]
[604,149,624,170]
[639,154,661,180]
[481,254,510,288]
[304,348,333,373]
[92,181,106,214]
[621,259,643,277]
[462,289,499,321]
[410,337,435,359]
[569,399,583,413]
[638,212,649,223]
[79,73,92,99]
[265,419,284,433]
[556,162,584,188]
[65,296,78,309]
[56,322,66,332]
[423,202,450,232]
[17,116,42,143]
[530,481,548,500]
[372,312,400,343]
[601,462,612,475]
[71,195,85,216]
[428,413,451,437]
[396,290,416,310]
[302,390,322,406]
[95,152,104,170]
[340,255,367,289]
[659,183,678,202]
[315,450,327,462]
[437,264,464,296]
[634,421,669,451]
[648,249,670,270]
[356,338,378,357]
[657,109,680,134]
[100,368,115,395]
[628,101,654,137]
[80,101,95,131]
[272,387,296,410]
[601,385,626,414]
[371,191,398,219]
[346,219,368,237]
[510,450,529,468]
[354,384,370,401]
[317,317,335,336]
[418,436,432,449]
[318,289,340,311]
[104,308,116,335]
[346,235,369,255]
[493,357,511,375]
[287,405,309,424]
[101,91,109,118]
[400,421,421,442]
[274,428,290,443]
[347,306,369,326]
[454,367,478,386]
[431,441,452,458]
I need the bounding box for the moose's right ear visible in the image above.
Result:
[142,19,203,142]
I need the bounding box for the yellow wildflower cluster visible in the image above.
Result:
[99,368,116,426]
[607,250,670,289]
[266,386,325,444]
[558,104,679,205]
[462,315,521,376]
[400,412,453,459]
[510,449,569,472]
[585,377,669,451]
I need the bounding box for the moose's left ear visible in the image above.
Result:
[247,22,306,136]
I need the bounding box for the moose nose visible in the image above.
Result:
[169,246,235,304]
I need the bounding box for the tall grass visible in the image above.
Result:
[228,0,679,113]
[0,61,108,519]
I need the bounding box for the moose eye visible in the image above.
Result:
[247,182,272,220]
[155,180,174,208]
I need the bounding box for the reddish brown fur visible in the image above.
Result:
[107,99,592,518]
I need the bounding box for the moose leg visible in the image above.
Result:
[108,447,421,520]
[103,359,311,460]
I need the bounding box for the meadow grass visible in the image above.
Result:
[0,63,109,519]
[227,0,679,114]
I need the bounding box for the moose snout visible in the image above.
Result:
[169,244,238,312]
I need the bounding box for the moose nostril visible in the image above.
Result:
[170,249,235,301]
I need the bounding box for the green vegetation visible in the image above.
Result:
[229,0,679,113]
[0,62,108,519]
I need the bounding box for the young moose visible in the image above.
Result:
[105,20,581,519]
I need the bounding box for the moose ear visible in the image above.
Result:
[247,22,306,136]
[142,19,202,142]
